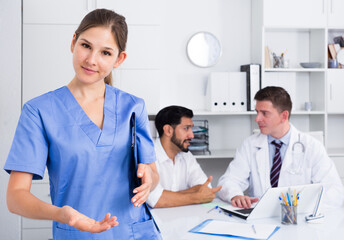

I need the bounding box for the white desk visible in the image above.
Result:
[151,201,344,240]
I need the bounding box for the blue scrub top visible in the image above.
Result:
[4,84,161,240]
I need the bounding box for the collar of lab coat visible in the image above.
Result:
[253,123,296,149]
[252,123,299,190]
[279,124,301,178]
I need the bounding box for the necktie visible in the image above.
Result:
[270,141,283,188]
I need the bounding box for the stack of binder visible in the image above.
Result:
[206,72,246,112]
[206,65,261,112]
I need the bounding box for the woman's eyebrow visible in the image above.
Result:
[79,38,114,51]
[80,38,91,44]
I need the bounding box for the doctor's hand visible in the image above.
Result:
[59,206,118,233]
[132,163,155,207]
[231,195,259,209]
[194,176,222,203]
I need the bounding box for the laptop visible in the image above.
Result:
[220,183,323,220]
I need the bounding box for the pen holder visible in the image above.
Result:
[273,55,284,68]
[281,204,297,225]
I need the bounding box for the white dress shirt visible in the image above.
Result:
[147,138,208,207]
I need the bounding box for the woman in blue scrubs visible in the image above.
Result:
[5,9,161,240]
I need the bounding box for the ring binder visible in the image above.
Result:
[240,64,261,111]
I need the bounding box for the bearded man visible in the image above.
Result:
[146,106,221,208]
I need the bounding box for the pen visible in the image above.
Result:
[289,190,293,206]
[207,205,218,213]
[281,49,288,57]
[219,209,232,217]
[286,192,292,206]
[290,188,295,206]
[251,224,256,234]
[281,193,289,206]
[294,189,297,206]
[288,188,293,205]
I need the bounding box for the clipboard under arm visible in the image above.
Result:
[130,112,161,233]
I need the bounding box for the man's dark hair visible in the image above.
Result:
[254,86,292,119]
[155,105,193,137]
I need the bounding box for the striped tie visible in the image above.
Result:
[270,141,283,188]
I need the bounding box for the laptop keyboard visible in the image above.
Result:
[235,208,254,214]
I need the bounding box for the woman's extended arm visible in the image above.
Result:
[7,171,118,233]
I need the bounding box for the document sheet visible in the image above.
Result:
[189,219,280,240]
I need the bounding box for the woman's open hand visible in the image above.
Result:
[131,163,153,207]
[59,206,118,233]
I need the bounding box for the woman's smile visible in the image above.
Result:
[82,66,98,74]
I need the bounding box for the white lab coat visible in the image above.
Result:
[218,125,344,207]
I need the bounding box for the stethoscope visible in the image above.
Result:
[292,133,305,154]
[287,133,305,175]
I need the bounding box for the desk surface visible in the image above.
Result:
[151,200,344,240]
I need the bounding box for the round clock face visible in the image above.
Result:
[187,32,222,68]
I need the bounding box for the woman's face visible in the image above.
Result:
[71,26,126,85]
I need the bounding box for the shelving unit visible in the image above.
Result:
[327,27,344,185]
[251,0,344,161]
[191,110,330,160]
[327,28,344,161]
[185,0,344,169]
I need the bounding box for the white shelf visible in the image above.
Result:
[328,112,344,115]
[292,111,325,115]
[193,111,255,116]
[328,27,344,30]
[328,148,344,157]
[327,68,344,71]
[265,68,325,72]
[265,26,327,31]
[194,149,236,159]
[194,110,324,116]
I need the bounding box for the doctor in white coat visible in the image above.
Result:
[218,86,344,208]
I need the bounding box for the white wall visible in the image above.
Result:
[21,0,251,115]
[115,0,252,113]
[159,0,251,111]
[0,0,22,239]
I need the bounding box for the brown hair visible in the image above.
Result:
[74,9,128,85]
[254,86,292,119]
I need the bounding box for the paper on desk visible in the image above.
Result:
[201,201,229,209]
[189,219,280,240]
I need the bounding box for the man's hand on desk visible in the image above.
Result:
[231,195,259,209]
[193,176,222,203]
[153,176,222,208]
